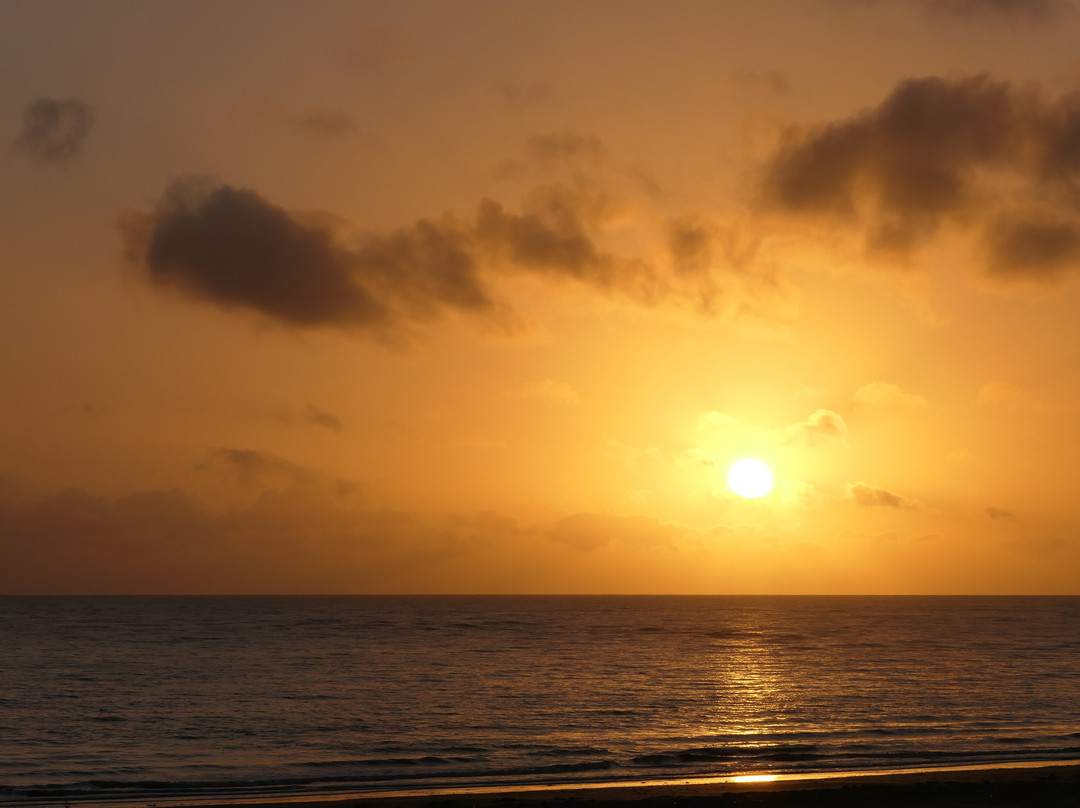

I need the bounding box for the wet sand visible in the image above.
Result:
[189,764,1080,808]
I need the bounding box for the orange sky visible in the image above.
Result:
[3,0,1080,594]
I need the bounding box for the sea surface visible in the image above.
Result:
[2,596,1079,804]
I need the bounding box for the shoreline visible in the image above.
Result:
[13,761,1080,808]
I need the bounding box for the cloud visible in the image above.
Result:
[495,81,549,111]
[758,73,1080,278]
[847,481,918,508]
[304,404,344,431]
[697,411,739,433]
[293,109,361,137]
[1005,534,1076,556]
[0,479,504,593]
[986,506,1016,519]
[515,379,581,406]
[976,381,1042,409]
[199,446,323,487]
[983,216,1080,281]
[785,409,848,446]
[342,24,413,72]
[926,0,1067,19]
[546,512,692,552]
[277,405,346,431]
[243,100,365,138]
[121,156,782,339]
[119,178,391,329]
[494,130,612,181]
[836,0,1068,21]
[726,69,791,95]
[665,215,766,314]
[524,130,610,166]
[678,447,718,468]
[853,381,928,408]
[17,97,95,165]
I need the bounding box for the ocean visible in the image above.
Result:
[2,596,1079,804]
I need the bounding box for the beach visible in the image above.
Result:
[274,765,1080,808]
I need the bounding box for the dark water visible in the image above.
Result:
[2,596,1079,804]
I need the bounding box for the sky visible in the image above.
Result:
[3,0,1080,594]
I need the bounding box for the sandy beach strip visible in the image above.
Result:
[141,762,1080,808]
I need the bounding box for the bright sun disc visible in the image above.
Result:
[727,458,773,499]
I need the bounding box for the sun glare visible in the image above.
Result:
[727,458,774,499]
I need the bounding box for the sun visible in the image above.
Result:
[727,458,774,499]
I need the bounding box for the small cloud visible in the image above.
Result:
[778,479,822,508]
[495,81,549,111]
[305,404,344,432]
[198,447,315,487]
[925,0,1067,21]
[986,506,1016,519]
[17,97,95,165]
[678,447,718,467]
[516,379,581,406]
[1005,535,1075,556]
[727,69,791,95]
[853,381,928,409]
[342,24,413,72]
[496,130,611,180]
[697,411,739,432]
[456,432,508,450]
[785,409,848,446]
[976,382,1042,409]
[847,481,918,509]
[546,512,691,552]
[835,0,1067,22]
[293,109,361,137]
[795,386,827,403]
[241,100,365,139]
[524,130,609,166]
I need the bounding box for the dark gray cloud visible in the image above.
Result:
[120,128,791,337]
[119,173,672,336]
[17,97,95,165]
[760,74,1080,278]
[986,506,1016,519]
[120,178,389,328]
[983,215,1080,280]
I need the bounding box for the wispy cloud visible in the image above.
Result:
[17,97,94,165]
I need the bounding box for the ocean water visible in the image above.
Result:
[2,596,1079,804]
